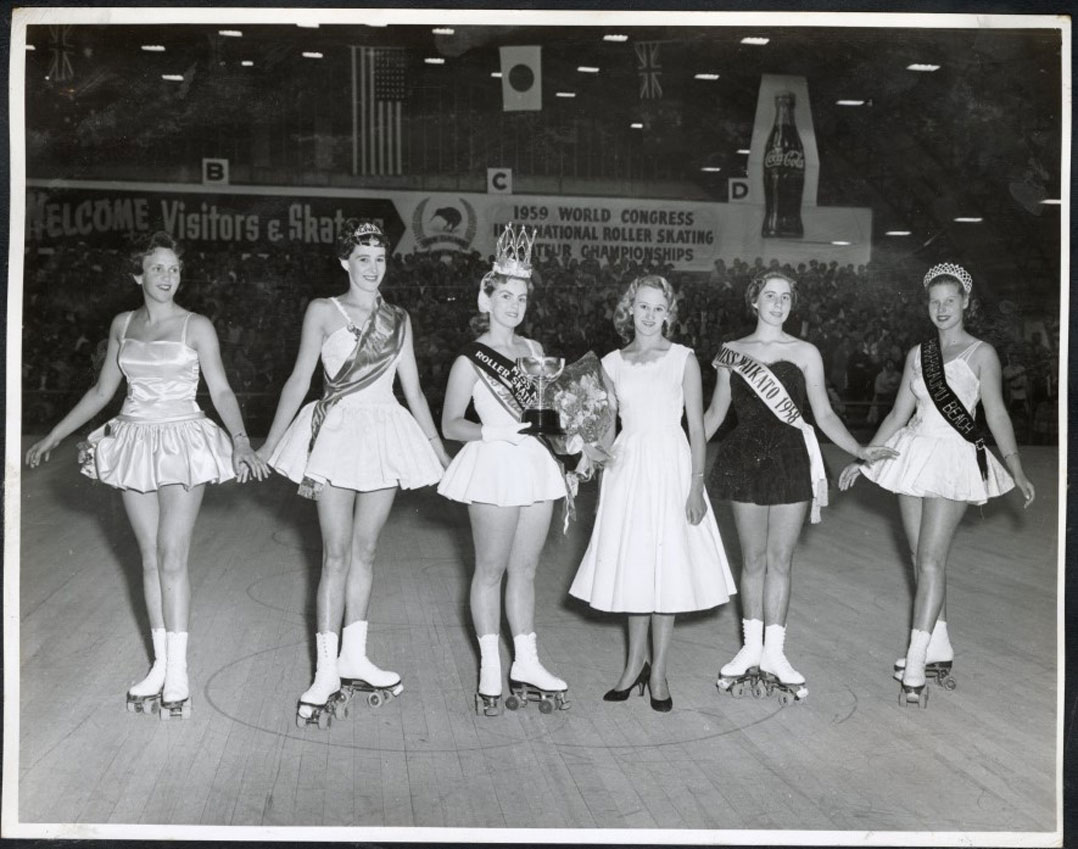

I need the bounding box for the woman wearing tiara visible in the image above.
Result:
[258,219,450,727]
[704,270,896,703]
[840,262,1035,707]
[569,274,735,712]
[439,223,569,717]
[25,230,269,720]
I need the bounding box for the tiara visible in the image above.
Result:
[491,222,536,278]
[353,221,384,240]
[923,262,972,293]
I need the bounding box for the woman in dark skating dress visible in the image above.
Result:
[704,271,896,702]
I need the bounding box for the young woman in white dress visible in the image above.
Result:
[569,275,735,712]
[26,231,269,719]
[438,225,569,716]
[257,220,450,726]
[840,262,1035,706]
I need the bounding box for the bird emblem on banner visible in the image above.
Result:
[635,42,662,99]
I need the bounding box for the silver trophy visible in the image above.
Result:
[516,356,565,435]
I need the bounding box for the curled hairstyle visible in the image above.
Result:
[470,270,534,336]
[129,230,182,276]
[613,274,679,342]
[745,270,799,315]
[336,217,389,259]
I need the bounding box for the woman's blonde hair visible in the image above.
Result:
[470,270,534,336]
[612,274,679,342]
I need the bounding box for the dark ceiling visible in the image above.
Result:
[19,17,1065,303]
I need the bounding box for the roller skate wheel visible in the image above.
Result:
[504,694,522,711]
[538,698,554,715]
[367,691,383,708]
[752,679,768,699]
[778,690,791,706]
[730,681,745,699]
[126,700,137,713]
[898,689,908,707]
[159,707,171,722]
[296,713,306,729]
[316,710,331,730]
[919,688,929,708]
[333,700,349,720]
[181,702,191,719]
[942,676,957,691]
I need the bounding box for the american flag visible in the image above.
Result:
[352,46,406,176]
[635,42,662,100]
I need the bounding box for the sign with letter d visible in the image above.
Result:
[728,178,750,203]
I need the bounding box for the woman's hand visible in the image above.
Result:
[685,479,707,525]
[481,422,532,444]
[25,433,62,468]
[432,439,452,469]
[858,444,900,464]
[1013,470,1036,508]
[233,438,270,483]
[838,462,862,491]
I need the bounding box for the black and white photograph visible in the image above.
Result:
[3,5,1068,845]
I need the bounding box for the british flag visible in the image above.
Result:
[635,42,662,100]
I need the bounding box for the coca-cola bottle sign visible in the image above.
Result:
[761,91,806,238]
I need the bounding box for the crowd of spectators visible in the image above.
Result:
[21,241,1059,444]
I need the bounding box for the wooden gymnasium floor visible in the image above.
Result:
[10,439,1061,840]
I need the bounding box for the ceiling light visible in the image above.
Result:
[25,44,35,51]
[424,57,445,65]
[161,74,184,81]
[694,73,720,81]
[296,22,320,29]
[241,60,254,67]
[953,217,983,223]
[604,34,628,42]
[577,66,599,73]
[1040,198,1062,205]
[836,99,865,106]
[302,52,324,59]
[741,37,770,45]
[555,91,576,98]
[885,230,912,236]
[630,122,643,129]
[701,166,722,173]
[831,240,851,246]
[737,149,750,155]
[218,30,242,37]
[907,63,940,72]
[141,45,166,52]
[432,27,454,35]
[491,71,502,78]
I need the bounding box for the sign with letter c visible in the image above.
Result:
[488,168,512,194]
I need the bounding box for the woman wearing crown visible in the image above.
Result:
[438,223,570,716]
[839,262,1035,708]
[257,219,450,727]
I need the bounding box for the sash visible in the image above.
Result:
[465,343,576,530]
[298,297,407,499]
[920,338,988,481]
[713,344,829,524]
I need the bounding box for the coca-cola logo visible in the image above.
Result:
[764,149,805,170]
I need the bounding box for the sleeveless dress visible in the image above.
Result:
[708,359,814,505]
[862,341,1014,505]
[269,298,444,492]
[79,311,235,492]
[569,344,735,614]
[437,340,567,507]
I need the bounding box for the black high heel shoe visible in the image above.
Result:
[603,662,651,702]
[647,679,673,712]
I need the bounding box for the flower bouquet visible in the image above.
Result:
[550,351,615,489]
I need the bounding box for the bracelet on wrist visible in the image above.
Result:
[232,432,249,441]
[1004,451,1019,461]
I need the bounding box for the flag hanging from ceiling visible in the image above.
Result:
[48,24,75,82]
[351,46,406,176]
[635,42,662,99]
[500,45,541,111]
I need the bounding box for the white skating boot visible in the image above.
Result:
[475,633,503,717]
[899,628,931,709]
[338,621,403,709]
[160,631,191,720]
[127,628,166,714]
[507,632,569,713]
[716,618,763,698]
[893,620,955,689]
[297,631,342,728]
[759,624,808,704]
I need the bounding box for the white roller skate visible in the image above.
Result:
[337,621,403,711]
[893,620,956,691]
[159,631,192,721]
[475,633,503,717]
[716,619,763,698]
[506,632,570,714]
[297,631,343,729]
[898,629,931,709]
[127,628,166,715]
[759,624,808,705]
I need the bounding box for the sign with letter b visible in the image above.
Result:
[202,158,230,185]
